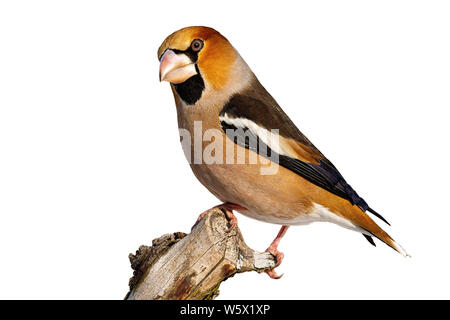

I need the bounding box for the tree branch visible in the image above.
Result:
[125,208,277,300]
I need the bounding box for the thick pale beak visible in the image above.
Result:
[159,49,197,84]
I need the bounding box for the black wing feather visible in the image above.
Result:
[220,91,390,226]
[277,155,388,221]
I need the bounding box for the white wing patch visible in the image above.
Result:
[220,113,287,156]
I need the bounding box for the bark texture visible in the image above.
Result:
[125,208,277,300]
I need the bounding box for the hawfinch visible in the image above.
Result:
[158,26,407,278]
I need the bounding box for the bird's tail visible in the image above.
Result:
[357,210,409,257]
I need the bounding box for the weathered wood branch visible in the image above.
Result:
[125,208,277,300]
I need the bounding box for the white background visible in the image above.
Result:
[0,1,449,299]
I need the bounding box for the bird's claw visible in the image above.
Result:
[220,207,238,232]
[265,269,284,279]
[264,245,285,279]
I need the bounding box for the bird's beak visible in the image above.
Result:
[159,49,197,84]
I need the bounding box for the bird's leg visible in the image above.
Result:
[264,225,289,279]
[192,202,246,231]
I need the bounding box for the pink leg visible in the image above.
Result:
[192,202,246,231]
[265,225,289,279]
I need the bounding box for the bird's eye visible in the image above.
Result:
[191,39,204,52]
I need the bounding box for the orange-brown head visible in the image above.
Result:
[158,26,241,105]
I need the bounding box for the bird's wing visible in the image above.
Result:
[219,91,389,225]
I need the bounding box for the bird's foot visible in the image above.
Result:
[220,206,239,232]
[263,225,289,279]
[264,245,285,279]
[191,202,245,232]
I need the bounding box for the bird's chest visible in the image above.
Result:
[176,104,247,195]
[176,104,223,163]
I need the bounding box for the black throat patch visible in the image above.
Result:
[172,66,205,105]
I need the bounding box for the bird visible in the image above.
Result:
[157,26,407,278]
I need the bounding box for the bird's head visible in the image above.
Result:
[158,26,248,106]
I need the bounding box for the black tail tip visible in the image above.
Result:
[363,234,376,247]
[367,207,391,226]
